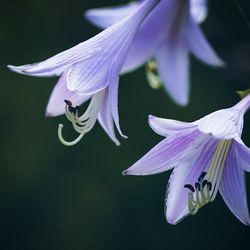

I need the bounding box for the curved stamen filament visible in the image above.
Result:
[58,124,85,146]
[58,90,105,146]
[184,140,232,215]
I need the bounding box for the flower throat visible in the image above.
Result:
[184,140,232,215]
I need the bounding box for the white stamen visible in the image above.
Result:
[206,140,232,201]
[58,90,105,146]
[185,140,232,215]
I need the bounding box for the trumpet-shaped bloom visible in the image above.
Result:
[8,0,160,146]
[123,91,250,225]
[85,0,223,105]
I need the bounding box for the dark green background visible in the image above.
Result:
[1,0,250,249]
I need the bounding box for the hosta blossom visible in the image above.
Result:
[8,0,160,146]
[123,91,250,225]
[8,0,222,146]
[85,0,223,105]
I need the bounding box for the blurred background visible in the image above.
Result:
[1,0,250,249]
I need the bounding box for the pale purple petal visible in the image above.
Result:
[235,138,250,172]
[219,143,250,225]
[85,2,140,29]
[97,87,120,145]
[197,109,244,140]
[68,0,160,95]
[123,129,201,176]
[46,69,90,117]
[185,13,224,67]
[122,0,176,73]
[66,60,110,95]
[108,73,127,139]
[190,0,208,24]
[149,115,196,137]
[166,138,217,224]
[9,0,160,81]
[155,38,190,106]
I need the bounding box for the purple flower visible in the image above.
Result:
[123,91,250,225]
[85,0,223,106]
[8,0,160,146]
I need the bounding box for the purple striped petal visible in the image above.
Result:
[122,0,176,73]
[185,12,224,67]
[97,87,120,145]
[149,115,196,137]
[85,2,140,29]
[108,72,127,139]
[235,138,250,172]
[166,138,217,224]
[8,0,160,87]
[46,69,90,117]
[66,60,111,95]
[219,143,250,225]
[156,38,189,106]
[123,129,201,176]
[197,109,243,140]
[85,0,175,74]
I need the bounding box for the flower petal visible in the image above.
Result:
[66,60,110,95]
[46,69,90,117]
[85,2,140,29]
[123,129,201,176]
[97,87,120,145]
[108,74,127,139]
[148,115,196,137]
[9,0,160,79]
[219,143,250,225]
[185,12,224,67]
[68,0,161,95]
[122,0,176,73]
[197,109,243,140]
[166,138,217,224]
[235,138,250,172]
[190,0,208,24]
[155,38,190,106]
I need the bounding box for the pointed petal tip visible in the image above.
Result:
[122,134,128,139]
[174,97,189,107]
[148,114,157,122]
[45,111,60,118]
[243,218,250,226]
[114,139,121,147]
[7,64,32,75]
[166,217,178,226]
[213,59,226,68]
[165,210,188,225]
[165,210,180,225]
[45,106,64,117]
[122,168,139,176]
[84,9,96,22]
[7,64,20,73]
[167,91,189,107]
[45,112,53,118]
[122,170,129,176]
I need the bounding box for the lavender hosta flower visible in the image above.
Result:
[85,0,224,105]
[8,0,160,146]
[123,91,250,225]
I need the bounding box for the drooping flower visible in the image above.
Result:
[123,91,250,225]
[8,0,161,146]
[85,0,223,105]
